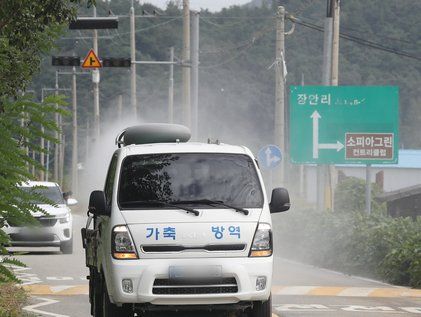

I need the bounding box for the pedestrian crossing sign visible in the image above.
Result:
[81,49,102,69]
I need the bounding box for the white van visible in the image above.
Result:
[3,181,76,254]
[83,124,290,317]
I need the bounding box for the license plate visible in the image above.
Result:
[169,265,222,280]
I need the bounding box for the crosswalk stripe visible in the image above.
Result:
[23,285,421,298]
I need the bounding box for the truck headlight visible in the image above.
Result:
[112,225,138,260]
[249,223,272,257]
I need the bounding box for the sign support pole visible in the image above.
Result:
[366,164,372,215]
[275,6,286,186]
[93,5,100,139]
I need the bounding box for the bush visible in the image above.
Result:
[0,283,31,317]
[273,208,421,288]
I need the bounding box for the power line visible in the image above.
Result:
[288,16,421,62]
[293,13,417,46]
[200,24,274,68]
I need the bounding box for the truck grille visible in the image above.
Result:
[152,277,238,295]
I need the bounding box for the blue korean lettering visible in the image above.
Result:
[229,226,241,238]
[163,227,176,240]
[212,226,225,239]
[146,227,160,240]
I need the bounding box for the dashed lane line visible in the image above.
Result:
[22,285,421,298]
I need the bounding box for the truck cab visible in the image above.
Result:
[83,124,290,317]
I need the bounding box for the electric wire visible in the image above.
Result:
[288,16,421,62]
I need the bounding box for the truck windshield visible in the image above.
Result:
[118,153,263,209]
[20,186,65,205]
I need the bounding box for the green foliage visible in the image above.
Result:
[0,1,89,284]
[334,177,385,213]
[0,0,94,99]
[0,95,67,283]
[274,209,421,288]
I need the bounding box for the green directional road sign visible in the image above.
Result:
[290,86,399,165]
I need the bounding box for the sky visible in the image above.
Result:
[140,0,251,12]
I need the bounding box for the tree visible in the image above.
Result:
[0,0,93,283]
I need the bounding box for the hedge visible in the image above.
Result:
[273,178,421,288]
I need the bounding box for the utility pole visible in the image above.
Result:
[46,140,50,182]
[40,127,45,181]
[85,121,90,165]
[182,0,191,128]
[168,47,174,124]
[329,0,340,211]
[331,0,340,86]
[117,94,123,122]
[318,0,335,210]
[130,0,138,118]
[93,5,100,139]
[71,67,78,195]
[60,134,65,186]
[274,6,286,186]
[191,11,200,139]
[54,71,60,182]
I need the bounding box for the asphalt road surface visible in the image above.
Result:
[6,214,421,317]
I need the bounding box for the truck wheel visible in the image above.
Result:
[60,238,73,254]
[102,281,133,317]
[248,295,272,317]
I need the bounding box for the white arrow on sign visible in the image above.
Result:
[265,147,281,167]
[311,110,344,159]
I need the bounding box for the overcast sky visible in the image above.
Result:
[140,0,251,12]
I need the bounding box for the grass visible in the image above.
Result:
[0,283,33,317]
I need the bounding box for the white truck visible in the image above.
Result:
[82,124,290,317]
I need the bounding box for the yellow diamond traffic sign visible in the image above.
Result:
[81,49,102,69]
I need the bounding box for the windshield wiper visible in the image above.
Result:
[172,199,249,216]
[120,200,200,216]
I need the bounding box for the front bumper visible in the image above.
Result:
[3,217,72,247]
[106,256,272,306]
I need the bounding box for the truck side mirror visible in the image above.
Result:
[89,191,110,216]
[269,188,291,213]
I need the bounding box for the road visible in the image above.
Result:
[6,214,421,317]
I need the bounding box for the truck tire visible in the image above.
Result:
[248,295,272,317]
[102,281,133,317]
[60,238,73,254]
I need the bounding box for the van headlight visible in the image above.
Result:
[112,225,138,260]
[59,213,71,224]
[249,223,272,257]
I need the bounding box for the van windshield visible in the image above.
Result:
[20,186,65,205]
[118,153,263,209]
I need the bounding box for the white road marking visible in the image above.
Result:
[23,297,69,317]
[275,304,420,314]
[50,285,75,293]
[274,286,316,295]
[341,305,399,313]
[46,277,74,281]
[402,307,421,314]
[9,265,42,286]
[338,287,376,297]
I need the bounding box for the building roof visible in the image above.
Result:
[377,184,421,202]
[337,150,421,169]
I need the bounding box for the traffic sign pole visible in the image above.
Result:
[366,164,372,214]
